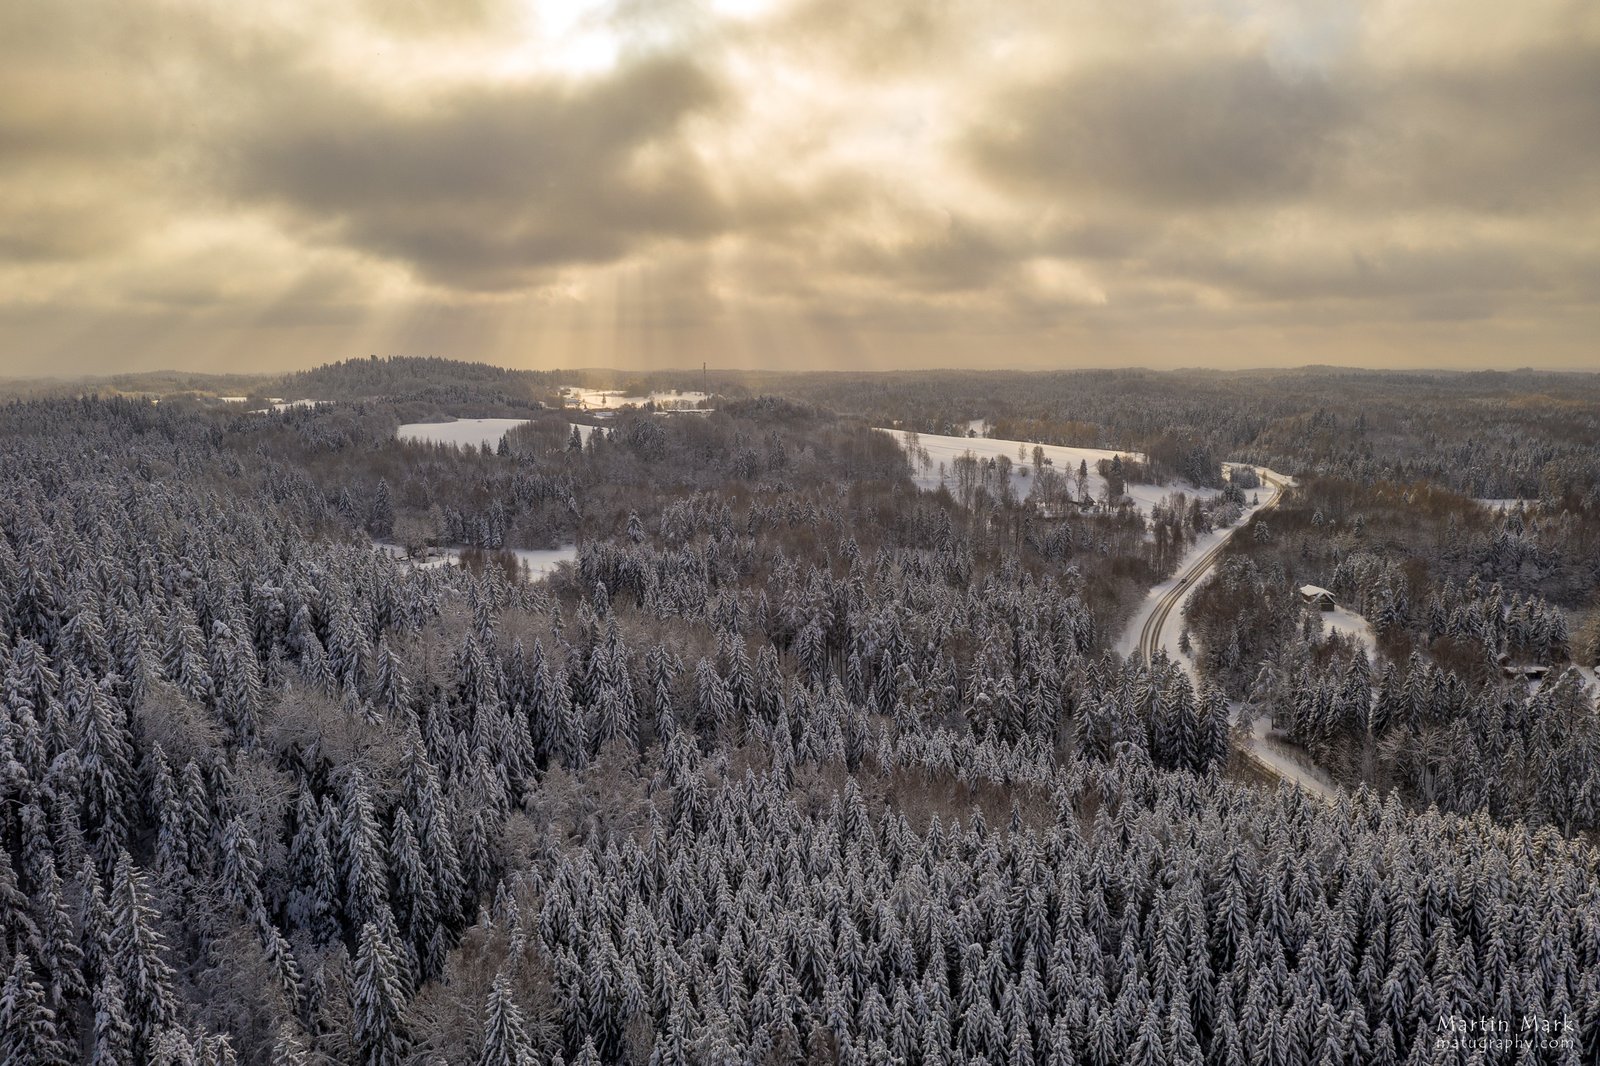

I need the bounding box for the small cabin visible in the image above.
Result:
[1299,585,1336,610]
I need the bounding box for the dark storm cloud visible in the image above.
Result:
[952,25,1600,330]
[969,51,1348,208]
[1160,237,1555,304]
[962,33,1600,222]
[1350,43,1600,212]
[233,57,730,290]
[0,0,200,266]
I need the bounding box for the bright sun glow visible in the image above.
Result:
[707,0,783,19]
[486,0,621,77]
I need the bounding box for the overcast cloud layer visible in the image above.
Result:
[2,0,1597,374]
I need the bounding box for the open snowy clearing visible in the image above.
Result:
[561,386,709,410]
[246,398,329,414]
[1320,604,1377,662]
[374,541,577,580]
[397,417,532,450]
[504,546,579,579]
[396,419,600,451]
[878,428,1225,516]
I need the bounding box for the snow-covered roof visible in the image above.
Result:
[1299,585,1334,598]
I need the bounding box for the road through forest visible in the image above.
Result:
[1121,472,1340,798]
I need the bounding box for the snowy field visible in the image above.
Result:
[246,398,330,413]
[878,428,1221,516]
[397,417,532,450]
[375,542,577,580]
[506,546,579,579]
[562,386,709,410]
[397,418,600,451]
[1475,498,1536,511]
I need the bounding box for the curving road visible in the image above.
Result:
[1126,470,1339,797]
[1137,473,1287,666]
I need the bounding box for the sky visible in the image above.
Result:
[1,0,1597,376]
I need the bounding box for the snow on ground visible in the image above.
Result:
[1237,601,1370,800]
[1529,664,1599,700]
[1320,605,1377,662]
[1475,498,1536,511]
[374,543,451,570]
[397,418,601,451]
[1244,718,1339,799]
[397,418,532,450]
[510,546,580,579]
[219,396,249,403]
[375,542,577,580]
[878,428,1219,516]
[1113,474,1283,662]
[561,386,709,410]
[1110,468,1339,797]
[248,398,329,413]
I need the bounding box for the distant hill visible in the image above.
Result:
[0,370,275,401]
[276,355,563,409]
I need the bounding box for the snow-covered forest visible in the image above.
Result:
[0,360,1596,1064]
[661,367,1600,505]
[1183,475,1600,834]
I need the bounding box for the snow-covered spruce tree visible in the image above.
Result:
[350,922,411,1066]
[1,951,69,1066]
[108,850,178,1059]
[479,970,535,1066]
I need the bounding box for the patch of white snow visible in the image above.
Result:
[879,428,1213,516]
[374,541,577,580]
[397,418,532,450]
